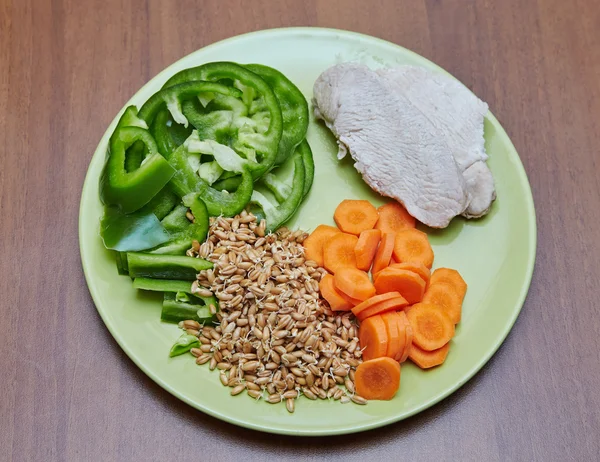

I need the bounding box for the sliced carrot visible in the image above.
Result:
[373,261,431,285]
[303,225,341,267]
[422,282,462,324]
[381,312,402,360]
[358,315,389,361]
[333,267,376,301]
[319,274,353,312]
[338,290,363,307]
[323,233,358,274]
[351,292,403,317]
[355,229,382,271]
[333,200,379,235]
[374,268,426,304]
[392,229,434,269]
[371,232,396,275]
[355,357,401,400]
[430,268,467,302]
[398,312,413,363]
[356,296,409,321]
[408,343,450,369]
[375,202,416,233]
[392,311,407,362]
[389,262,431,285]
[406,303,454,351]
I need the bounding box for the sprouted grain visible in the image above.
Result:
[180,211,365,412]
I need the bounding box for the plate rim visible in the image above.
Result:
[79,26,537,436]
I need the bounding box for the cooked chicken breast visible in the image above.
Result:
[313,63,470,228]
[313,63,496,227]
[377,66,495,217]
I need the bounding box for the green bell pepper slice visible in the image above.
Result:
[167,142,254,217]
[100,126,175,213]
[132,278,193,293]
[244,64,309,166]
[169,334,200,357]
[298,140,314,198]
[250,145,306,232]
[139,188,179,220]
[138,80,242,128]
[163,62,283,178]
[214,139,314,199]
[126,253,212,280]
[150,108,193,159]
[149,194,209,255]
[100,206,170,252]
[161,292,216,324]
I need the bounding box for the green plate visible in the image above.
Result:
[79,28,536,435]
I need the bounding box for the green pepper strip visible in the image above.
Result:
[162,62,283,178]
[250,147,305,233]
[169,334,200,357]
[161,292,216,324]
[138,80,242,129]
[100,127,175,214]
[126,253,212,280]
[298,140,314,198]
[244,64,309,166]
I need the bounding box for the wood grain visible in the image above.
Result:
[1,0,599,460]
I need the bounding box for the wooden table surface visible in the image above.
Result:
[2,0,599,460]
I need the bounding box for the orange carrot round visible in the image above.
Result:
[354,229,382,271]
[374,268,426,304]
[333,267,376,301]
[351,292,402,317]
[356,296,408,321]
[302,225,341,267]
[406,303,454,351]
[323,233,359,274]
[429,268,467,302]
[408,342,450,369]
[392,229,434,269]
[375,202,416,233]
[371,232,396,275]
[422,282,462,324]
[381,312,402,360]
[319,274,353,312]
[389,262,431,285]
[333,200,379,235]
[358,315,389,361]
[355,357,401,400]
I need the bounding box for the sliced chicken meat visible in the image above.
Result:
[313,63,496,227]
[377,66,495,217]
[313,63,469,228]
